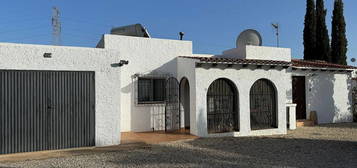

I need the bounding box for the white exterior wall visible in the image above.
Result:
[177,57,198,135]
[222,46,291,62]
[0,43,121,147]
[293,70,353,123]
[101,35,193,132]
[194,64,290,137]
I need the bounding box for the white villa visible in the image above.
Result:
[0,26,355,154]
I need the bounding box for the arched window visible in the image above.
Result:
[207,78,239,133]
[250,79,277,130]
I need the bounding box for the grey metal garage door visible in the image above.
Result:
[0,70,95,154]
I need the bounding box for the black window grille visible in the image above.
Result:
[250,79,277,130]
[165,77,180,132]
[207,79,239,133]
[138,77,165,104]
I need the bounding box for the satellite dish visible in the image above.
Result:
[351,58,356,62]
[236,29,262,48]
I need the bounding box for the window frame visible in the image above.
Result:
[137,77,166,104]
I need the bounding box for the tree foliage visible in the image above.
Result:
[315,0,331,62]
[303,0,316,60]
[331,0,348,65]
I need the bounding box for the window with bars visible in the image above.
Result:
[206,78,239,133]
[250,79,277,130]
[138,77,166,104]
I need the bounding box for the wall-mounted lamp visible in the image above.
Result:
[118,60,129,67]
[44,53,52,58]
[111,60,129,67]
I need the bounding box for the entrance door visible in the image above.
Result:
[292,76,306,120]
[165,77,180,132]
[0,70,95,154]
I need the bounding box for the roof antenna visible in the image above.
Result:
[52,6,61,45]
[179,32,185,40]
[271,23,279,47]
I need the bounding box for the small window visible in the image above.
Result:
[138,77,166,104]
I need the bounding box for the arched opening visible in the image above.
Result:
[250,79,277,130]
[180,77,190,131]
[207,78,239,133]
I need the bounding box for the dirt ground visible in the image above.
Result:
[1,123,357,168]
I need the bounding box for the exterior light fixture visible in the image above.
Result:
[118,60,129,67]
[111,60,129,67]
[44,53,52,58]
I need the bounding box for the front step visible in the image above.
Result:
[296,120,315,127]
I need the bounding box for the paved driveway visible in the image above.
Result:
[1,123,357,168]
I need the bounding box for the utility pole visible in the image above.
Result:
[52,7,61,45]
[272,23,279,47]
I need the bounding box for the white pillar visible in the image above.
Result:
[286,103,297,130]
[239,89,251,136]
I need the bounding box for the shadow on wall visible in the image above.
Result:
[286,87,293,103]
[308,73,351,123]
[109,137,357,167]
[197,108,206,136]
[120,58,178,131]
[308,73,337,123]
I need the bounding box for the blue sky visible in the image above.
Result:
[0,0,356,65]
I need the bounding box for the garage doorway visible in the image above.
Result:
[0,70,95,154]
[292,76,307,120]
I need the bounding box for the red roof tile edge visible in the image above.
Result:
[179,56,356,70]
[291,59,356,69]
[179,56,290,66]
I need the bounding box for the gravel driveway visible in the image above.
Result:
[1,123,357,168]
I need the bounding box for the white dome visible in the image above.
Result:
[236,29,262,48]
